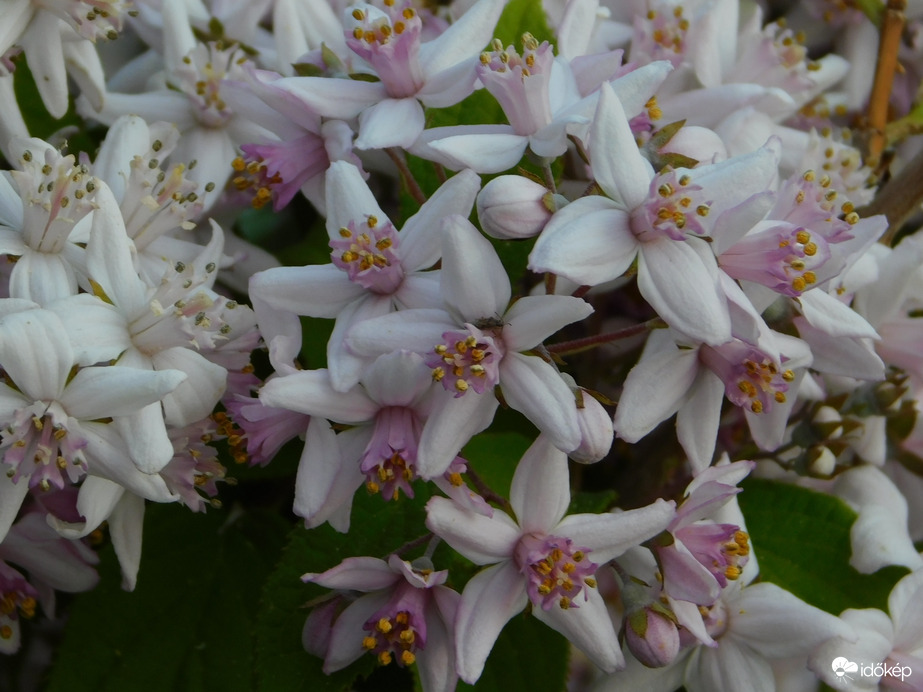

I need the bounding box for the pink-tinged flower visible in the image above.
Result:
[809,568,923,691]
[0,307,183,544]
[595,580,856,692]
[303,554,460,692]
[345,215,594,477]
[259,351,489,531]
[223,392,310,467]
[411,44,672,174]
[0,140,98,304]
[0,0,126,120]
[270,0,506,150]
[48,184,236,473]
[649,460,755,605]
[251,161,480,393]
[80,0,276,209]
[529,82,781,346]
[426,435,676,682]
[614,328,812,473]
[0,509,99,653]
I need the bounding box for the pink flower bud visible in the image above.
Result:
[476,175,559,239]
[625,606,680,668]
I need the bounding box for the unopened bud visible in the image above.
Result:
[658,125,727,164]
[570,390,614,464]
[808,445,836,477]
[625,606,680,668]
[476,175,564,239]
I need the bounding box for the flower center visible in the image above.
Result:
[630,170,711,242]
[634,4,690,65]
[233,134,329,211]
[0,402,87,491]
[330,216,405,294]
[362,610,421,667]
[719,224,826,297]
[346,1,425,98]
[172,42,249,128]
[477,34,555,136]
[13,148,98,253]
[700,342,795,414]
[514,534,598,610]
[40,0,131,41]
[425,326,502,397]
[361,407,422,500]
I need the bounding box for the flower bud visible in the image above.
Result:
[625,605,680,668]
[476,175,562,239]
[571,389,615,464]
[658,125,727,164]
[808,445,837,477]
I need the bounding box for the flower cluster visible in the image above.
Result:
[3,0,923,690]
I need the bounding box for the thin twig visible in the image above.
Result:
[867,0,906,166]
[547,318,666,356]
[541,161,557,193]
[384,147,427,205]
[465,467,513,514]
[858,145,923,242]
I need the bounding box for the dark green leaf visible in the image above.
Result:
[47,505,289,692]
[739,479,909,614]
[463,431,533,498]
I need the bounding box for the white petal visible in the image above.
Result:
[249,264,365,319]
[416,390,498,478]
[110,491,146,591]
[400,169,481,272]
[637,238,731,346]
[355,98,425,150]
[729,582,856,658]
[453,561,528,684]
[423,130,528,174]
[344,308,455,357]
[498,353,581,453]
[61,366,185,421]
[151,348,226,426]
[0,474,30,544]
[676,370,724,474]
[260,369,379,422]
[441,215,510,321]
[589,82,653,209]
[0,308,72,400]
[304,556,396,591]
[614,337,700,443]
[556,499,676,564]
[425,497,521,564]
[115,404,177,474]
[418,0,505,77]
[502,295,594,351]
[533,587,623,673]
[510,435,570,533]
[327,293,393,392]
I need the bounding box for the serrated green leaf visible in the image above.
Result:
[255,487,434,692]
[739,479,909,615]
[46,505,289,692]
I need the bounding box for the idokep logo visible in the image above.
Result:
[831,656,913,686]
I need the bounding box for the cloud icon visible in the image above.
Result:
[832,657,859,677]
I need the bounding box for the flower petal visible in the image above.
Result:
[441,215,510,321]
[502,295,593,352]
[425,497,521,565]
[556,499,675,564]
[533,587,623,673]
[510,435,570,533]
[453,561,528,684]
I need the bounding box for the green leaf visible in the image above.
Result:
[457,613,569,692]
[491,0,554,46]
[46,505,289,692]
[255,487,434,691]
[738,479,909,615]
[463,431,533,498]
[853,0,884,26]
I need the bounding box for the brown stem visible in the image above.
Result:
[858,145,923,242]
[547,317,666,356]
[544,272,557,295]
[385,147,427,205]
[867,0,906,166]
[465,467,513,514]
[541,161,557,193]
